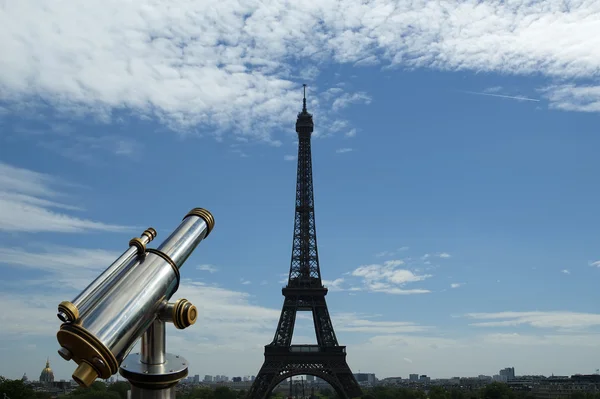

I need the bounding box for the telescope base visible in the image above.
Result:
[119,352,188,399]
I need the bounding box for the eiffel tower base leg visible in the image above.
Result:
[247,351,362,399]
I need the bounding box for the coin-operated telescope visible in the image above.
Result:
[55,208,215,399]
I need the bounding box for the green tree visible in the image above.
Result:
[449,388,465,399]
[0,377,36,399]
[107,381,130,399]
[214,386,237,399]
[429,387,449,399]
[480,382,514,399]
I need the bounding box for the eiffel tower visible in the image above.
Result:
[246,86,362,399]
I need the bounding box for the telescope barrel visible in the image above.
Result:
[56,208,214,388]
[58,228,158,323]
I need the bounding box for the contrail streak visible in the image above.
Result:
[461,90,540,102]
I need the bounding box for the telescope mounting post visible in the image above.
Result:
[120,299,198,399]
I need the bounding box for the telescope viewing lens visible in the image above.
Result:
[55,208,215,389]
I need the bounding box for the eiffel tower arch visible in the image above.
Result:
[246,86,362,399]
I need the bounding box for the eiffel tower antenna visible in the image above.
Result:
[246,86,362,399]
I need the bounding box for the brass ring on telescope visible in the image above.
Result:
[172,299,197,329]
[58,301,80,322]
[142,227,157,241]
[184,208,215,238]
[145,248,181,293]
[129,237,145,254]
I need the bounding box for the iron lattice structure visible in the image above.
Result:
[247,86,362,399]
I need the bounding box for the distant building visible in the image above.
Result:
[40,358,55,384]
[354,373,377,384]
[409,374,419,382]
[500,367,515,381]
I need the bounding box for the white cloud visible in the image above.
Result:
[354,56,380,67]
[322,278,345,291]
[450,283,463,289]
[351,260,431,295]
[562,269,571,275]
[590,260,600,267]
[197,264,219,273]
[0,162,131,233]
[335,148,353,154]
[2,0,599,149]
[438,252,451,258]
[542,85,600,112]
[283,155,297,161]
[465,311,600,330]
[345,128,357,138]
[331,92,372,112]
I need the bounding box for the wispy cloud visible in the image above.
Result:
[7,124,141,164]
[345,129,357,138]
[461,90,540,102]
[331,92,372,112]
[375,247,409,258]
[450,283,464,289]
[465,311,600,330]
[561,269,571,275]
[0,162,131,233]
[438,252,451,259]
[197,264,219,273]
[335,148,353,154]
[0,245,120,291]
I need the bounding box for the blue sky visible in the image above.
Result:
[2,0,600,383]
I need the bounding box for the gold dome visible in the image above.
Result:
[40,358,55,383]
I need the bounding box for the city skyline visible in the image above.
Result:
[2,0,600,384]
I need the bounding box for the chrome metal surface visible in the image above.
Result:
[77,252,177,363]
[120,353,188,377]
[157,216,208,268]
[57,312,68,323]
[120,352,187,399]
[158,301,175,322]
[58,347,72,360]
[130,386,176,399]
[68,232,154,322]
[141,320,165,365]
[74,214,209,365]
